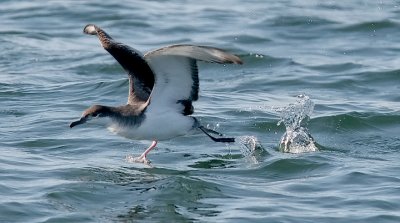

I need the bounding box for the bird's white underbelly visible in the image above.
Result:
[109,112,195,141]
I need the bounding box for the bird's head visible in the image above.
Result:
[70,105,110,128]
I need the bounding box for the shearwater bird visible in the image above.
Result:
[70,24,242,164]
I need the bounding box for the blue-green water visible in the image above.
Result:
[1,1,400,222]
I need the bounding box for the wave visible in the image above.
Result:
[305,62,364,73]
[337,20,399,32]
[267,15,337,27]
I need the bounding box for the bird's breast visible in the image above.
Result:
[108,112,195,141]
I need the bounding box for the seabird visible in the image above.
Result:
[70,24,243,164]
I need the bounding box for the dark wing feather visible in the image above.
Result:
[190,59,199,101]
[83,24,155,104]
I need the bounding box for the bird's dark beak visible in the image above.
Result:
[70,117,87,128]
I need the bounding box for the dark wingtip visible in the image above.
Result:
[83,24,113,48]
[234,57,243,65]
[221,53,243,65]
[83,24,98,35]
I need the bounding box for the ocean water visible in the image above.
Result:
[1,0,400,222]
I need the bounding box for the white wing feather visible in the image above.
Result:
[144,44,242,114]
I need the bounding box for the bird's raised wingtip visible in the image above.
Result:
[211,50,243,65]
[145,44,244,65]
[83,24,98,35]
[229,55,243,65]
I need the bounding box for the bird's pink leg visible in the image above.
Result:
[130,140,157,164]
[140,140,158,159]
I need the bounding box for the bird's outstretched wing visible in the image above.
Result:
[83,24,155,104]
[143,44,242,115]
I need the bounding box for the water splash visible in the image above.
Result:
[238,135,266,164]
[276,94,318,153]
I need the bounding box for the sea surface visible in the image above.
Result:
[1,1,400,222]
